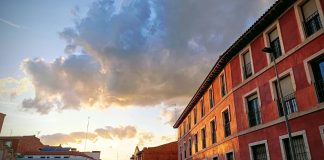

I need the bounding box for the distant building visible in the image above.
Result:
[0,135,99,160]
[174,0,324,159]
[82,151,101,160]
[0,113,5,133]
[130,141,178,160]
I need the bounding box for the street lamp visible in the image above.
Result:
[262,47,297,160]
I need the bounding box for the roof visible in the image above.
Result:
[173,0,295,128]
[22,151,95,159]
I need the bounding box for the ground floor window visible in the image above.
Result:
[251,144,268,160]
[281,134,310,160]
[226,152,234,160]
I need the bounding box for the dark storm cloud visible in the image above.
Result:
[22,0,276,113]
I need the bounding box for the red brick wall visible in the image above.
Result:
[250,35,267,73]
[142,142,177,160]
[279,7,301,52]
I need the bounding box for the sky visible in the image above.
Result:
[0,0,276,159]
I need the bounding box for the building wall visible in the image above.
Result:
[176,0,324,159]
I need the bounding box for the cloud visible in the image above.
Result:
[41,125,140,145]
[160,104,184,126]
[95,125,137,139]
[41,132,97,145]
[21,55,125,113]
[21,0,276,113]
[137,132,154,147]
[0,18,24,29]
[161,135,176,142]
[0,77,31,99]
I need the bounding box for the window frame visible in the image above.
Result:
[225,150,235,160]
[295,0,324,40]
[209,86,215,109]
[222,106,231,138]
[268,69,297,116]
[189,137,192,156]
[248,140,270,160]
[263,22,285,64]
[220,72,227,97]
[201,98,205,118]
[243,88,262,127]
[188,113,191,130]
[210,118,217,144]
[279,130,311,160]
[239,46,255,80]
[194,133,198,153]
[194,107,197,125]
[319,125,324,147]
[201,127,206,149]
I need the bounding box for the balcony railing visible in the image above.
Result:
[224,123,231,137]
[243,62,253,79]
[314,78,324,103]
[277,92,298,117]
[304,11,322,37]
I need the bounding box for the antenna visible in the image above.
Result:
[36,131,41,137]
[84,116,90,151]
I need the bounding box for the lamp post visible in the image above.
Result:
[262,47,297,160]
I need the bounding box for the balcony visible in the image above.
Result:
[314,78,324,103]
[277,92,298,117]
[304,11,322,37]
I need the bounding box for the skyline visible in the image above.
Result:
[0,0,276,159]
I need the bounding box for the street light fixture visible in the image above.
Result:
[262,47,297,160]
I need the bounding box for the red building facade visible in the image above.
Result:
[173,0,324,160]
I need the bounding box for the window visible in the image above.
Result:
[179,146,182,160]
[183,121,186,134]
[189,139,192,156]
[221,74,227,97]
[201,99,205,117]
[251,144,268,160]
[309,55,324,102]
[4,141,12,148]
[301,0,322,37]
[274,75,297,116]
[246,93,261,127]
[282,135,309,160]
[226,152,234,160]
[194,107,197,124]
[210,120,217,144]
[223,109,231,137]
[179,126,182,138]
[268,28,282,61]
[194,134,198,152]
[201,128,206,149]
[213,157,219,160]
[184,142,187,158]
[242,51,253,79]
[209,88,215,108]
[188,114,191,130]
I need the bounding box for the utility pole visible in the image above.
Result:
[262,47,297,160]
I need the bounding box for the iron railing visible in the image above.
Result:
[314,79,324,103]
[224,123,231,137]
[303,11,322,37]
[283,135,308,160]
[277,92,298,117]
[252,144,268,160]
[243,62,253,79]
